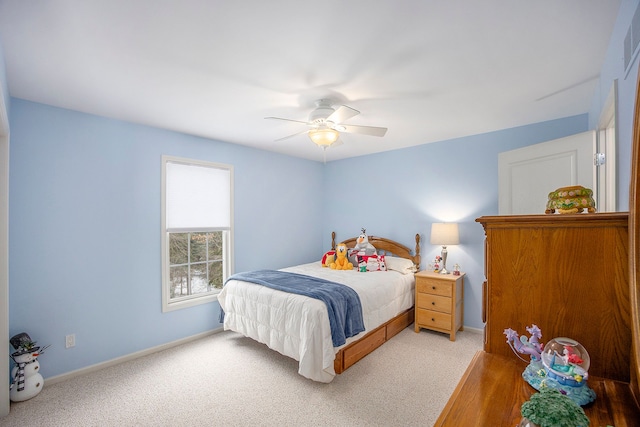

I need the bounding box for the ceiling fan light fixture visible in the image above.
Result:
[308,128,339,146]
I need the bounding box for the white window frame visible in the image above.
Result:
[161,155,233,312]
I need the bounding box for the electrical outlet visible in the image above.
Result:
[65,334,75,349]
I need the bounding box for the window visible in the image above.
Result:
[161,156,233,312]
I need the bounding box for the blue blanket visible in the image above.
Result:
[223,270,365,347]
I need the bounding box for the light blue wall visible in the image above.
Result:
[8,99,324,378]
[588,0,640,211]
[323,115,588,330]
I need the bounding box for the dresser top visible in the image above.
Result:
[476,212,628,228]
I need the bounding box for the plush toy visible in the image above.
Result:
[357,254,387,272]
[367,256,379,272]
[321,250,335,267]
[358,257,367,272]
[349,228,377,265]
[351,228,377,256]
[378,256,386,271]
[330,243,354,270]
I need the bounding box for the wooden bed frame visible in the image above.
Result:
[330,232,421,374]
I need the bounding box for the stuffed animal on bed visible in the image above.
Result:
[351,228,377,256]
[321,250,335,267]
[357,254,387,272]
[349,228,377,265]
[330,243,353,270]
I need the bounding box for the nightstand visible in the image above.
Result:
[414,270,465,341]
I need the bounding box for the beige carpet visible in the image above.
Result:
[2,327,482,426]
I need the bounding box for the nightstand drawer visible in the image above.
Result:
[417,308,451,330]
[416,293,451,314]
[416,279,453,297]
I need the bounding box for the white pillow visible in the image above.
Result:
[385,256,417,274]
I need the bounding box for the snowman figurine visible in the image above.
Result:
[9,332,48,402]
[350,228,377,257]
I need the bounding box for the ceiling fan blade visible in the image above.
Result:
[274,130,308,142]
[341,124,387,137]
[265,116,309,125]
[327,105,359,124]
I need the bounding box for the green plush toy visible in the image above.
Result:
[519,387,590,427]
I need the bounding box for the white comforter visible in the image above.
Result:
[217,262,414,382]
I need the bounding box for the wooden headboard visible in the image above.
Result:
[629,62,640,405]
[331,231,421,268]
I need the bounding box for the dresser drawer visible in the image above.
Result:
[416,279,453,297]
[342,326,386,370]
[416,293,451,314]
[416,308,451,331]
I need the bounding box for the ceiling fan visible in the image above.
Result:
[265,99,388,148]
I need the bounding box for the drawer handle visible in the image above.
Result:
[431,302,435,305]
[431,318,435,322]
[432,286,436,290]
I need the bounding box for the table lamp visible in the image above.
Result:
[430,222,459,274]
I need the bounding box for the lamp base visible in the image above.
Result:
[440,246,450,274]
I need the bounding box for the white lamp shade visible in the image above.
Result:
[430,223,460,245]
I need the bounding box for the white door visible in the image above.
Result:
[498,131,597,215]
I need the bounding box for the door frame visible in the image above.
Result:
[596,79,618,212]
[0,84,9,416]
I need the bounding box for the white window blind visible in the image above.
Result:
[166,161,230,230]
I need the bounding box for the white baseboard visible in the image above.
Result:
[45,327,224,386]
[462,325,484,335]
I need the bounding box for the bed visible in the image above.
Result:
[217,232,421,383]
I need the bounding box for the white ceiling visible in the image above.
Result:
[0,1,621,162]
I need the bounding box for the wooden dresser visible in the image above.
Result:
[434,213,640,426]
[479,213,630,382]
